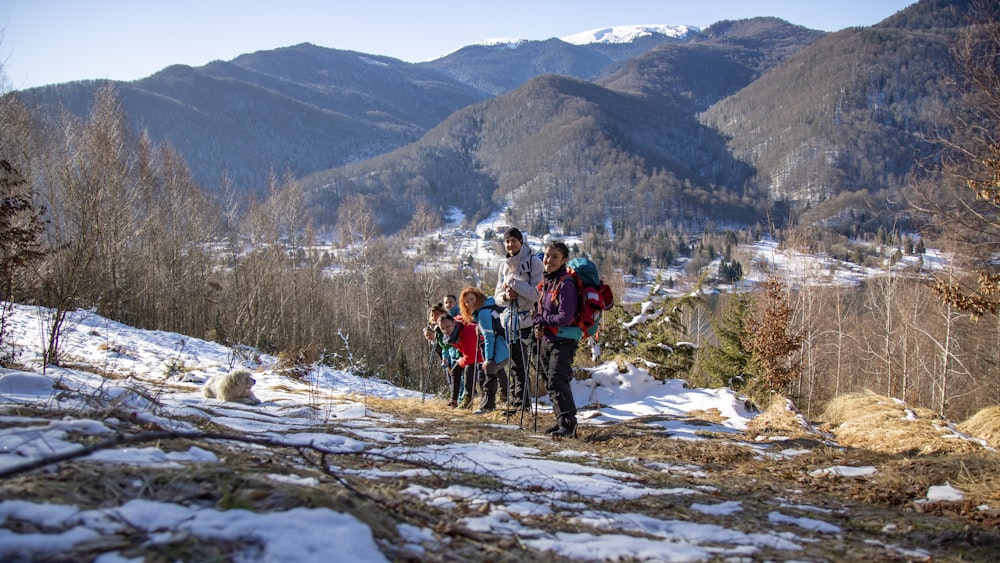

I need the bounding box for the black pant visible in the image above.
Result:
[449,363,465,402]
[462,364,478,404]
[508,327,534,407]
[479,363,507,410]
[539,336,579,422]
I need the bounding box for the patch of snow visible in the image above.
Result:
[922,483,964,503]
[809,466,877,478]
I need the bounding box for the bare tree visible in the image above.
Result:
[335,194,383,354]
[921,2,1000,319]
[34,99,117,364]
[818,287,859,400]
[860,272,901,398]
[128,140,222,334]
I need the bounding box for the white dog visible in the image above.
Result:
[202,370,261,405]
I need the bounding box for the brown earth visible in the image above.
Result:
[1,394,999,562]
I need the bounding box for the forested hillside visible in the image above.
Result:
[419,34,682,95]
[292,2,974,256]
[295,17,827,274]
[14,44,489,192]
[7,3,972,245]
[701,15,959,229]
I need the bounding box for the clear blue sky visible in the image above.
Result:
[2,0,917,90]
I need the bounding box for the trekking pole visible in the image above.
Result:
[504,308,517,424]
[519,327,531,429]
[470,361,478,410]
[532,331,542,432]
[502,309,511,422]
[442,353,453,403]
[471,334,483,411]
[422,341,433,404]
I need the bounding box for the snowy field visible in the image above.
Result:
[0,302,964,562]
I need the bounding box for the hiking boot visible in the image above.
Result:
[503,404,528,416]
[550,416,577,438]
[447,400,458,408]
[473,407,494,415]
[550,424,577,438]
[544,422,562,434]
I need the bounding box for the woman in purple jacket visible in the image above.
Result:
[533,241,581,438]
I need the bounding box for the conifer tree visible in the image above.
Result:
[0,160,46,303]
[696,291,753,389]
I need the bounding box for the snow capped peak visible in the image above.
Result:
[433,24,696,60]
[473,37,527,49]
[560,24,697,45]
[431,38,526,60]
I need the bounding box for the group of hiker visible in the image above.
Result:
[422,227,581,438]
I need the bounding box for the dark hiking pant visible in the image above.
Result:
[478,359,508,410]
[508,327,534,407]
[509,327,535,408]
[449,363,465,403]
[539,336,579,422]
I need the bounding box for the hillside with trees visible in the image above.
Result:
[701,20,958,228]
[419,34,687,96]
[14,44,489,192]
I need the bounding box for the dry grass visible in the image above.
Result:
[959,405,1000,449]
[820,391,984,456]
[745,395,818,440]
[362,395,562,444]
[859,454,1000,516]
[7,392,1000,561]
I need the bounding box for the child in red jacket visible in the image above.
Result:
[436,314,481,409]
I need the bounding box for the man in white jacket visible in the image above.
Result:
[494,227,543,414]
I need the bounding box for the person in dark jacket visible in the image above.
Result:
[533,241,581,438]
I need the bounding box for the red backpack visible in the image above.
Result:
[540,257,615,338]
[567,257,614,338]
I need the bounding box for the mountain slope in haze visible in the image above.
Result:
[14,43,488,192]
[420,24,700,96]
[297,18,826,236]
[418,38,617,96]
[297,71,758,237]
[700,0,966,228]
[11,27,687,195]
[599,18,825,110]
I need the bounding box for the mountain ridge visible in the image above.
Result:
[4,0,975,249]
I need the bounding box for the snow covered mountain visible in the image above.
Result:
[468,37,527,50]
[560,24,698,45]
[468,24,698,51]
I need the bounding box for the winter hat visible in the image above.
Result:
[503,227,524,243]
